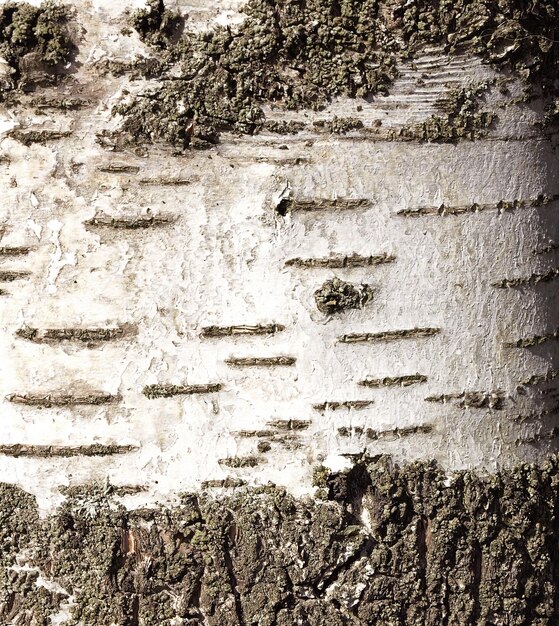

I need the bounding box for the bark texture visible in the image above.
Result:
[0,0,558,622]
[2,457,559,625]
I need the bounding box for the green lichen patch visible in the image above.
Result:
[112,0,558,149]
[115,0,397,148]
[312,116,364,134]
[128,0,183,49]
[396,84,496,142]
[0,1,75,91]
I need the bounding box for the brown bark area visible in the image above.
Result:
[2,456,559,625]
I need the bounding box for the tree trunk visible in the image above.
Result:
[0,0,558,624]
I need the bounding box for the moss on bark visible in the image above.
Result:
[114,0,558,149]
[0,1,74,90]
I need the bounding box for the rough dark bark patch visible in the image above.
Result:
[114,0,558,149]
[3,456,559,625]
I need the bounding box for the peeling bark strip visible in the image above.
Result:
[218,456,262,468]
[313,400,374,411]
[224,356,296,366]
[505,328,559,348]
[0,444,137,457]
[0,247,30,256]
[0,270,31,282]
[425,391,505,409]
[84,214,175,229]
[143,383,222,399]
[493,268,559,288]
[338,424,433,439]
[397,193,559,217]
[8,129,72,145]
[200,324,285,337]
[277,197,371,215]
[285,253,395,268]
[97,164,140,173]
[359,374,428,388]
[266,419,311,431]
[339,327,441,343]
[16,325,131,343]
[6,393,120,407]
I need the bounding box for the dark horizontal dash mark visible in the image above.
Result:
[84,215,175,229]
[251,156,310,165]
[367,424,433,440]
[493,269,559,288]
[313,400,374,411]
[518,369,559,388]
[425,391,504,409]
[359,374,427,388]
[138,177,194,186]
[234,429,277,438]
[6,393,120,407]
[0,444,137,457]
[143,383,222,399]
[505,328,559,348]
[0,247,30,256]
[225,356,296,367]
[218,456,263,468]
[339,328,440,343]
[59,483,148,496]
[98,164,140,174]
[8,130,72,146]
[201,324,285,338]
[285,253,395,268]
[0,270,31,282]
[398,193,559,217]
[267,433,303,450]
[17,325,132,343]
[266,419,311,431]
[277,197,371,215]
[201,478,247,488]
[30,96,90,110]
[338,424,433,439]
